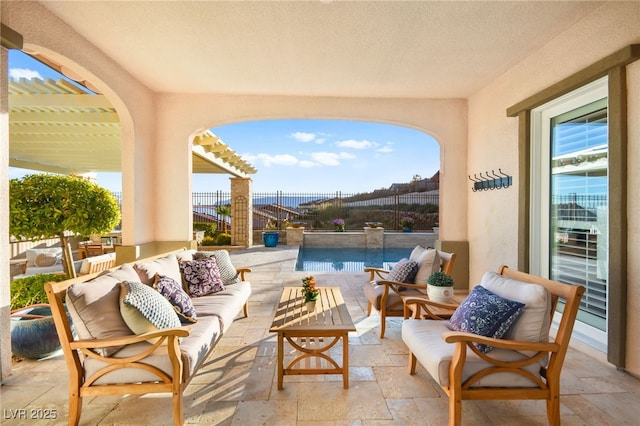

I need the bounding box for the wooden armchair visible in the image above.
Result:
[402,265,585,426]
[363,249,456,338]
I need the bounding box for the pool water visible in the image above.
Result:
[295,247,412,272]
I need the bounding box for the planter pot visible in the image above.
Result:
[427,285,454,303]
[402,227,413,233]
[10,304,65,359]
[262,231,279,247]
[305,301,317,312]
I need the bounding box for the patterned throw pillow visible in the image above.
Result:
[34,252,59,267]
[193,250,241,285]
[119,281,181,344]
[154,274,198,323]
[446,285,525,353]
[179,257,225,297]
[386,258,419,283]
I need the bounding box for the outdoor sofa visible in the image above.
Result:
[45,248,251,426]
[12,248,117,280]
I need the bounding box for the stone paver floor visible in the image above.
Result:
[2,246,639,425]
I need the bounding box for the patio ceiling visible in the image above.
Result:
[37,1,603,98]
[8,78,256,177]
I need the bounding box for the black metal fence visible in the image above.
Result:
[112,190,439,231]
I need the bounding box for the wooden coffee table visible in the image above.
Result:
[270,286,356,389]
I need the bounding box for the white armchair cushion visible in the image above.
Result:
[402,319,546,388]
[480,271,550,343]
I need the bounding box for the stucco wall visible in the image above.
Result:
[467,2,640,374]
[155,94,469,244]
[1,1,158,247]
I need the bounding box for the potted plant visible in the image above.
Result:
[401,216,414,232]
[426,271,454,303]
[262,219,279,247]
[10,273,70,359]
[301,276,320,311]
[332,218,345,232]
[10,174,121,277]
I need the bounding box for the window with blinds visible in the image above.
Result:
[550,99,608,331]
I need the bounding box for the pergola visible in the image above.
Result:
[8,77,256,177]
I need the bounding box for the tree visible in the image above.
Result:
[10,174,121,277]
[217,205,231,233]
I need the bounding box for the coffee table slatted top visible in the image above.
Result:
[270,287,356,332]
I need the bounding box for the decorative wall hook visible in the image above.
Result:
[469,169,512,192]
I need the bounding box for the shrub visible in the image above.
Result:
[215,233,231,245]
[200,236,217,246]
[193,222,217,238]
[10,273,69,310]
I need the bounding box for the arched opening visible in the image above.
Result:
[191,118,442,240]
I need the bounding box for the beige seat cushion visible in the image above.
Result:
[402,319,545,388]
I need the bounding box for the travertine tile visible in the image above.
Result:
[2,246,639,425]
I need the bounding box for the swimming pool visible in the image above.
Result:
[295,247,412,272]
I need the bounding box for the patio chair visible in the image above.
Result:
[363,248,456,338]
[85,244,105,257]
[402,265,585,426]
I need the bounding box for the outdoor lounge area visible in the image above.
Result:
[2,246,639,425]
[2,3,640,424]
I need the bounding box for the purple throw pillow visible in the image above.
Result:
[154,274,197,323]
[179,257,225,297]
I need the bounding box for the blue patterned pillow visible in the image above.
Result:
[446,285,525,353]
[386,258,419,284]
[154,274,197,323]
[179,257,225,297]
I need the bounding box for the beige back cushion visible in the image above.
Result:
[66,263,140,357]
[133,254,182,285]
[410,246,440,286]
[480,271,551,343]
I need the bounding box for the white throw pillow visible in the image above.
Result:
[26,247,62,267]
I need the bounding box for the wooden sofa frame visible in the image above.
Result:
[403,265,585,426]
[44,249,250,426]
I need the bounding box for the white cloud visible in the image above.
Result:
[339,152,357,160]
[9,68,43,80]
[299,160,318,168]
[336,139,375,149]
[310,151,356,166]
[247,153,299,167]
[290,132,317,143]
[376,145,394,153]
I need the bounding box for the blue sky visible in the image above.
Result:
[9,50,440,193]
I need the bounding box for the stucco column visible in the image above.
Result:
[1,47,12,380]
[230,177,252,247]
